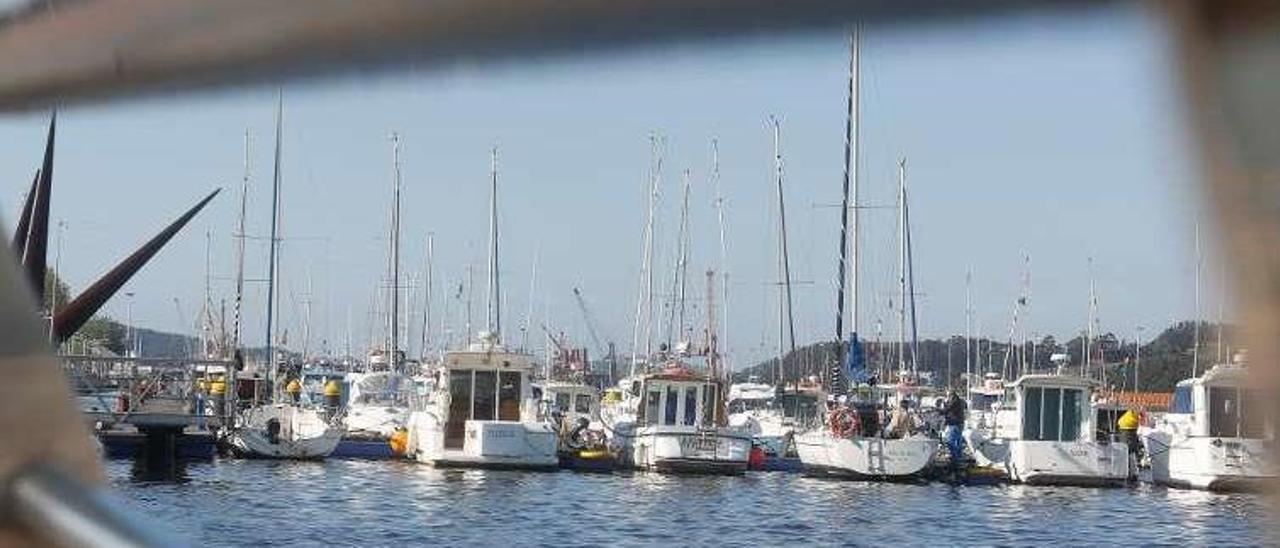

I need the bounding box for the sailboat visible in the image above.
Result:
[226,93,343,459]
[343,134,414,451]
[794,28,938,480]
[403,148,558,469]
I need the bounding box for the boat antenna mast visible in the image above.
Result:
[711,138,730,376]
[832,25,859,396]
[771,115,797,390]
[387,132,403,372]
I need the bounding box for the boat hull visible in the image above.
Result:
[227,404,343,459]
[1006,440,1129,487]
[614,427,752,475]
[1143,432,1275,492]
[795,431,937,480]
[407,413,559,470]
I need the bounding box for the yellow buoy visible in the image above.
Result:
[324,379,342,397]
[286,378,302,394]
[578,449,609,460]
[602,389,622,404]
[388,427,409,456]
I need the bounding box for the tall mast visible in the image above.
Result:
[1193,221,1201,377]
[523,250,538,352]
[902,157,920,375]
[711,139,730,376]
[233,131,250,355]
[265,91,283,397]
[669,169,692,347]
[486,147,501,341]
[965,269,972,395]
[1085,258,1096,379]
[420,232,434,361]
[388,132,403,371]
[302,267,313,361]
[896,157,908,376]
[772,116,797,388]
[706,269,718,378]
[630,135,661,376]
[832,26,859,395]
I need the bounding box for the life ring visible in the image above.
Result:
[828,408,860,438]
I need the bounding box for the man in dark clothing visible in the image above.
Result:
[943,391,968,473]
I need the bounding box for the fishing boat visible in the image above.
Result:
[601,358,752,474]
[225,93,343,459]
[983,374,1129,486]
[403,148,557,469]
[795,30,938,481]
[542,379,612,470]
[1143,355,1275,491]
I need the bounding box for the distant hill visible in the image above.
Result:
[740,320,1238,393]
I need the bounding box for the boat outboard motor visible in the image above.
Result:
[266,418,281,444]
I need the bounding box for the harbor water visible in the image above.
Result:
[110,459,1271,546]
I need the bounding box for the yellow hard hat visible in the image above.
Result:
[1117,409,1139,430]
[286,378,302,393]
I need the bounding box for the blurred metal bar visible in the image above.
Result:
[5,466,176,548]
[0,0,1110,112]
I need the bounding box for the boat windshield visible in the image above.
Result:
[969,392,1001,412]
[1209,386,1269,439]
[776,393,820,424]
[1021,386,1085,442]
[728,398,774,413]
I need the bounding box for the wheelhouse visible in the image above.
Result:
[438,344,534,449]
[542,382,598,418]
[1009,375,1094,443]
[635,370,725,428]
[1174,365,1271,439]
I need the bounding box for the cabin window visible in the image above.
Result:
[446,370,473,449]
[1171,385,1194,414]
[702,384,718,426]
[554,392,571,412]
[1022,387,1042,440]
[1208,387,1264,439]
[574,394,592,414]
[473,371,497,421]
[645,390,661,425]
[499,372,521,421]
[684,386,699,426]
[664,386,679,426]
[1022,386,1085,442]
[1061,388,1082,442]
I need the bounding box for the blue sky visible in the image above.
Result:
[0,4,1225,368]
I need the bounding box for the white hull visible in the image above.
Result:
[228,404,343,459]
[344,404,410,439]
[406,411,558,469]
[795,430,937,479]
[1006,440,1129,486]
[612,425,751,474]
[728,410,793,456]
[1144,430,1274,491]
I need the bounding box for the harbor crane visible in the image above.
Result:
[572,287,618,384]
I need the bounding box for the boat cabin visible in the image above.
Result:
[634,365,725,428]
[437,335,534,449]
[541,381,599,421]
[1008,375,1095,443]
[1170,364,1269,439]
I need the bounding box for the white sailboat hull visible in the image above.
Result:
[1006,440,1129,486]
[795,430,937,479]
[406,411,558,469]
[344,404,410,439]
[1144,431,1275,491]
[613,425,751,474]
[228,404,343,459]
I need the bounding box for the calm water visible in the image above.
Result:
[108,459,1273,546]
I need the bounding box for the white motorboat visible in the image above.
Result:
[228,402,343,459]
[727,378,793,457]
[972,374,1128,486]
[601,362,751,474]
[1143,358,1275,491]
[963,372,1011,469]
[404,332,558,469]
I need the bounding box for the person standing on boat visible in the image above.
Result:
[886,399,916,439]
[943,391,967,469]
